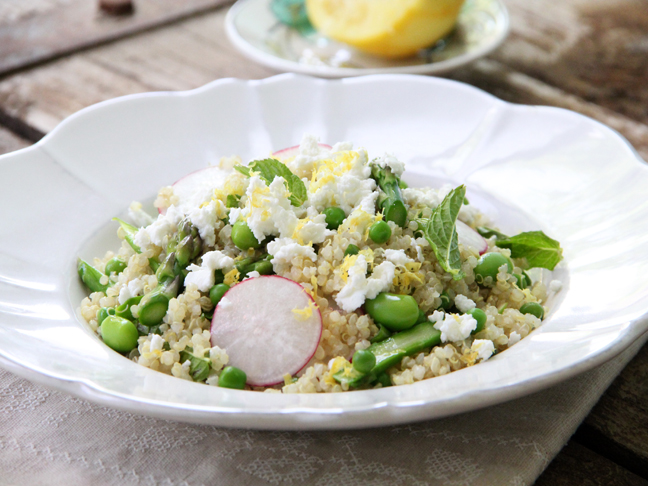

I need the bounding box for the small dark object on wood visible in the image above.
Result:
[99,0,135,15]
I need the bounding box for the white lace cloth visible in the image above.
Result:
[1,336,645,486]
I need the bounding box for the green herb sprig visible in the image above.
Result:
[234,158,307,207]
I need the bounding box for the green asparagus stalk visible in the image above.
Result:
[113,217,160,272]
[370,163,407,227]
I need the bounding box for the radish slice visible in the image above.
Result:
[211,275,322,387]
[162,166,232,214]
[457,220,488,255]
[272,143,332,160]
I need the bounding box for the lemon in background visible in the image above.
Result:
[305,0,466,58]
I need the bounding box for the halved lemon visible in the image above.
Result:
[305,0,466,58]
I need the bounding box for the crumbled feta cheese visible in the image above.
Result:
[433,313,477,343]
[118,278,144,305]
[335,255,395,312]
[128,201,154,227]
[229,175,299,243]
[428,310,445,323]
[373,153,405,177]
[218,297,232,310]
[243,271,260,280]
[150,334,164,352]
[134,205,184,250]
[384,249,414,266]
[508,331,521,346]
[471,339,495,361]
[293,211,329,245]
[283,134,333,179]
[184,251,235,292]
[402,187,442,210]
[267,237,317,274]
[189,199,225,247]
[454,294,476,313]
[549,280,563,292]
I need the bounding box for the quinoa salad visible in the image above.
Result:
[78,135,564,393]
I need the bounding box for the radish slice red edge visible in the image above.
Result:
[272,143,332,159]
[456,220,488,255]
[211,275,323,387]
[162,166,231,214]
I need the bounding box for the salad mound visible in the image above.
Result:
[78,135,563,393]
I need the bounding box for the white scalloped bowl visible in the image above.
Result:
[1,74,647,430]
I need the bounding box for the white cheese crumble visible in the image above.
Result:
[285,134,333,179]
[433,313,477,343]
[267,237,317,274]
[471,339,495,361]
[134,205,184,250]
[454,294,476,313]
[373,153,405,177]
[508,331,521,346]
[218,296,232,310]
[184,251,235,292]
[335,256,396,312]
[188,199,225,248]
[118,278,144,305]
[243,271,260,280]
[428,310,445,323]
[384,249,414,266]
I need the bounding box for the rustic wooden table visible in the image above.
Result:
[0,1,647,483]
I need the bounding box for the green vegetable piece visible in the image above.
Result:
[97,307,115,326]
[179,346,211,382]
[438,291,452,310]
[114,295,143,321]
[467,308,487,334]
[477,226,509,240]
[370,163,407,227]
[368,220,391,244]
[138,277,180,327]
[514,271,532,289]
[519,302,544,320]
[209,283,230,307]
[236,158,308,207]
[496,231,563,271]
[398,180,408,189]
[376,372,392,388]
[253,260,274,275]
[214,269,225,285]
[323,207,346,230]
[105,258,127,276]
[78,259,109,293]
[100,316,139,353]
[352,349,376,374]
[226,194,241,208]
[365,292,419,332]
[415,185,466,280]
[370,324,392,344]
[344,244,359,256]
[231,221,261,250]
[112,218,160,272]
[219,366,247,389]
[474,252,513,287]
[416,308,427,324]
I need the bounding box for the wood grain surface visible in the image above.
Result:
[0,0,646,483]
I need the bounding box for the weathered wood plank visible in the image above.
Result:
[0,0,233,76]
[0,126,30,155]
[535,440,648,486]
[497,0,648,126]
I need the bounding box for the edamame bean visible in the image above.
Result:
[344,244,359,256]
[218,366,247,389]
[323,207,346,230]
[474,252,513,287]
[105,258,127,275]
[210,283,230,307]
[467,308,487,334]
[352,349,376,374]
[416,308,427,324]
[369,221,391,244]
[100,316,139,353]
[365,292,419,331]
[254,260,274,275]
[231,221,260,250]
[519,302,544,320]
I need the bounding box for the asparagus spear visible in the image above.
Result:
[370,163,407,227]
[113,218,160,272]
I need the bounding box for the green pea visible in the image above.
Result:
[231,221,260,250]
[253,260,274,275]
[210,283,230,307]
[97,307,115,326]
[218,366,247,389]
[368,220,391,244]
[416,308,427,324]
[474,252,513,287]
[352,349,376,374]
[519,302,544,320]
[438,292,452,310]
[514,271,532,289]
[323,207,346,230]
[370,324,392,344]
[105,257,127,276]
[344,244,359,256]
[376,372,392,388]
[467,308,487,334]
[365,292,419,331]
[100,316,139,353]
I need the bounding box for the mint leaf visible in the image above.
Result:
[477,226,508,240]
[417,185,466,280]
[496,231,563,270]
[179,346,211,382]
[234,158,307,207]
